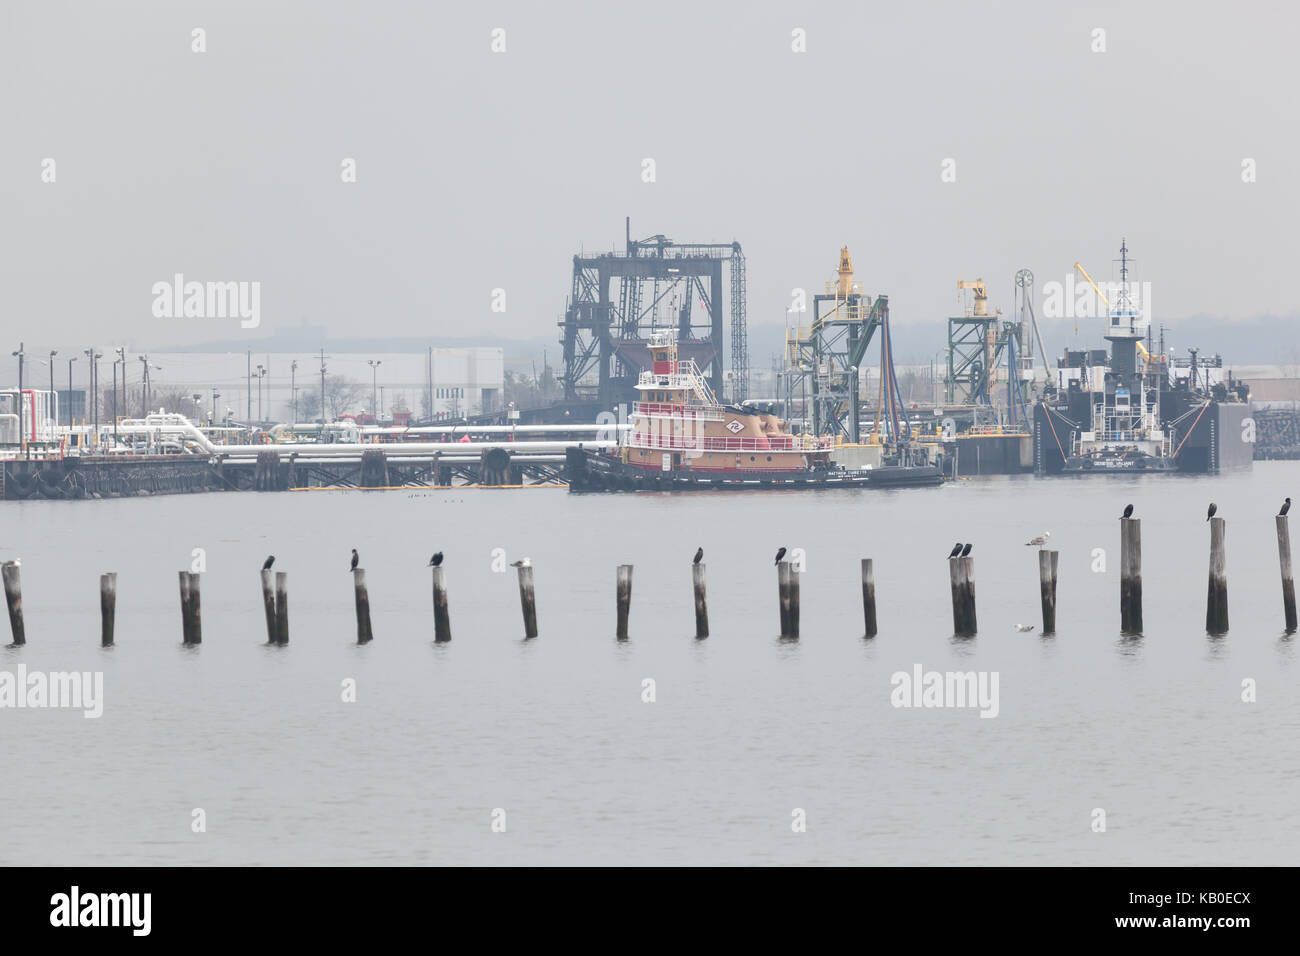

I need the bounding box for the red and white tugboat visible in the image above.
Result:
[567,329,943,492]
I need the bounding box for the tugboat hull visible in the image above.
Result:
[566,448,943,492]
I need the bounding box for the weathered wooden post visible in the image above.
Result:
[777,561,792,637]
[1038,550,1058,635]
[431,566,451,643]
[949,556,976,636]
[616,564,633,640]
[517,564,538,639]
[692,562,709,638]
[353,568,373,644]
[178,571,192,643]
[1278,515,1297,634]
[1206,516,1228,636]
[861,558,877,638]
[260,568,278,643]
[275,571,289,644]
[100,572,117,647]
[788,563,801,638]
[2,561,25,646]
[1120,518,1142,634]
[187,572,202,644]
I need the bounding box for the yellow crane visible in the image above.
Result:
[957,278,990,317]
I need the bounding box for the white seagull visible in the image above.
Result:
[510,557,532,568]
[1024,531,1051,548]
[1014,624,1035,632]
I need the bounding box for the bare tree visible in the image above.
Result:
[298,375,364,421]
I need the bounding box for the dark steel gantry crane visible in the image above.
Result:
[558,219,747,410]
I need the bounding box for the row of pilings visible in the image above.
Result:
[3,517,1297,646]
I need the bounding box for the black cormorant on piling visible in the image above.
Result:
[349,549,359,571]
[693,547,704,565]
[960,543,972,557]
[429,552,443,567]
[774,547,787,565]
[262,555,275,571]
[1281,498,1292,517]
[1121,504,1134,519]
[1207,503,1217,521]
[948,543,963,558]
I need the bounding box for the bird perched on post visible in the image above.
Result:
[774,547,787,565]
[349,549,359,571]
[1024,532,1051,548]
[428,552,443,567]
[262,555,275,571]
[1281,498,1292,517]
[1121,503,1134,519]
[1206,503,1217,521]
[693,547,704,565]
[948,543,963,559]
[510,557,531,568]
[960,543,972,557]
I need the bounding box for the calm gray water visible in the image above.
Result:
[2,463,1299,865]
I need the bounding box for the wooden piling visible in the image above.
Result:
[517,564,538,639]
[260,568,278,643]
[2,562,25,646]
[1278,515,1297,634]
[1120,518,1142,634]
[777,561,792,637]
[949,556,976,636]
[178,571,192,643]
[788,562,801,638]
[1206,515,1228,636]
[616,564,633,640]
[274,571,289,644]
[1038,550,1058,635]
[431,566,451,643]
[861,558,877,638]
[100,572,117,647]
[692,562,709,638]
[187,572,202,644]
[353,568,373,644]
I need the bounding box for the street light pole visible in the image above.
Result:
[290,360,298,425]
[12,342,25,456]
[67,356,77,428]
[256,364,266,422]
[84,348,101,450]
[47,350,56,432]
[368,359,382,425]
[114,347,125,444]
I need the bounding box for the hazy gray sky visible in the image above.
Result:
[3,0,1297,359]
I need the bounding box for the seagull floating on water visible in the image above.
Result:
[1014,624,1035,632]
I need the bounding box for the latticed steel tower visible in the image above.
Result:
[559,220,747,410]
